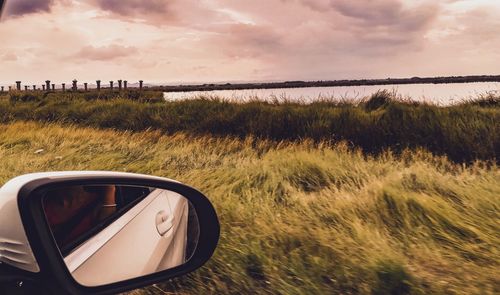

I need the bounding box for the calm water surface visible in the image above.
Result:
[163,82,500,105]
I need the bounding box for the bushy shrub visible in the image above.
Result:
[364,90,394,111]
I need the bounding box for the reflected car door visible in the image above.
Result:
[64,189,188,287]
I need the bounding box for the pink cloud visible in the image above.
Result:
[73,45,138,61]
[1,52,18,61]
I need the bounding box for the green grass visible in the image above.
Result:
[0,122,498,295]
[0,90,498,163]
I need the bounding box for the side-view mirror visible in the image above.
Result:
[0,171,219,294]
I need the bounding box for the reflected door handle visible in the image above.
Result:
[156,210,174,236]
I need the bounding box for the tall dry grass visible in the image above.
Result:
[0,122,498,294]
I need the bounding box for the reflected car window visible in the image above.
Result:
[43,185,153,256]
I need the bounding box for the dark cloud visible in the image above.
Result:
[73,45,138,61]
[301,0,438,55]
[2,0,53,17]
[90,0,227,28]
[90,0,183,26]
[300,0,439,37]
[330,0,403,25]
[331,0,438,31]
[95,0,168,16]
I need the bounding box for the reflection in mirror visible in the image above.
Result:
[41,184,199,287]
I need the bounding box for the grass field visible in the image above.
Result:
[0,122,498,294]
[0,90,498,163]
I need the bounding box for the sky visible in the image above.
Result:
[1,0,500,85]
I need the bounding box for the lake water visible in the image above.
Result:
[163,82,500,105]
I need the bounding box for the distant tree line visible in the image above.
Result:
[154,75,500,92]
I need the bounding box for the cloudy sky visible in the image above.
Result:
[1,0,499,85]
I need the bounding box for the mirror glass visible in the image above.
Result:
[40,184,200,287]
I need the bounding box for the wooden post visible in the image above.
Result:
[62,83,65,92]
[118,79,122,91]
[96,80,101,91]
[1,86,3,92]
[16,81,21,91]
[123,80,127,90]
[46,80,51,91]
[52,84,55,91]
[72,79,78,91]
[42,85,46,91]
[139,80,143,91]
[32,85,36,90]
[84,83,88,91]
[25,86,28,91]
[109,81,114,90]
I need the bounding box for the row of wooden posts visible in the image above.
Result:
[1,80,144,92]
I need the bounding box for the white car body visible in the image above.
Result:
[0,171,185,279]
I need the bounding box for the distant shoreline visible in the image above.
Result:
[154,75,500,92]
[2,75,499,92]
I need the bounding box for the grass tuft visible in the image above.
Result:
[372,259,413,295]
